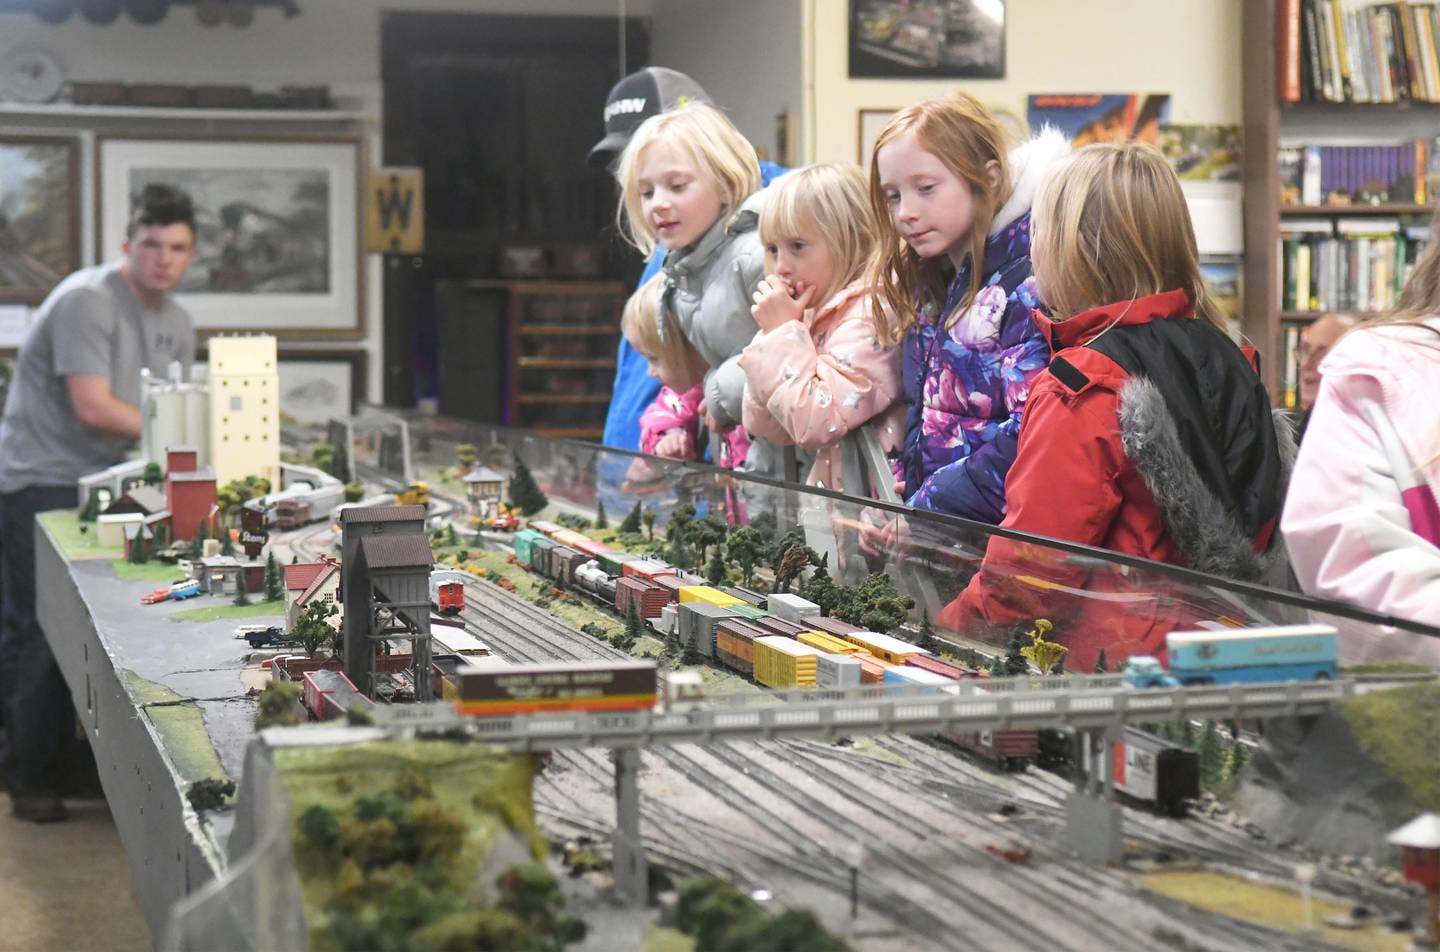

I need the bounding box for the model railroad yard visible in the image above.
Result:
[425,555,1410,951]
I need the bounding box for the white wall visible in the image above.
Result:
[652,0,806,164]
[805,0,1243,164]
[0,0,655,402]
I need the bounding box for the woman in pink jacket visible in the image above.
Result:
[1282,232,1440,666]
[739,163,905,494]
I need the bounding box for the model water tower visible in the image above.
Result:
[1388,811,1440,946]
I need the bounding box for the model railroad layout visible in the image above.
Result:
[421,541,1404,950]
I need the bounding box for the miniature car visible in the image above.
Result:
[235,624,287,648]
[1123,655,1181,689]
[490,513,521,531]
[169,580,203,601]
[140,587,172,605]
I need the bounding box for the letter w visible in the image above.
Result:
[376,180,414,230]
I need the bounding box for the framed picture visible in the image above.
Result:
[857,109,897,165]
[97,134,363,338]
[0,135,80,305]
[849,0,1005,79]
[276,350,365,424]
[1026,94,1171,147]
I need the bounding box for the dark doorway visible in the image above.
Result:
[381,12,648,432]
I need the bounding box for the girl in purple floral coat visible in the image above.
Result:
[869,94,1070,522]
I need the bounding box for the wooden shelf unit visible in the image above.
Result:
[1242,0,1436,398]
[504,280,626,440]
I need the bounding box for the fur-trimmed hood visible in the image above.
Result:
[1119,377,1297,587]
[991,125,1071,237]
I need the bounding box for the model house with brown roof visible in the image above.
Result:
[284,557,341,631]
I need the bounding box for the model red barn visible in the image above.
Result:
[167,468,218,541]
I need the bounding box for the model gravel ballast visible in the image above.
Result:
[456,660,658,717]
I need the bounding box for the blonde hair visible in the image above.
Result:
[1030,141,1228,331]
[866,92,1012,342]
[760,163,892,335]
[620,274,705,392]
[614,102,762,257]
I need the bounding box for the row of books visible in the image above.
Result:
[1277,216,1430,311]
[1280,0,1440,103]
[1278,141,1429,205]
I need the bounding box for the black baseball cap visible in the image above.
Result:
[587,67,711,168]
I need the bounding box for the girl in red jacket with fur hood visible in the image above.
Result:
[944,143,1294,671]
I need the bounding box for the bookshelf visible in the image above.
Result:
[1242,0,1438,401]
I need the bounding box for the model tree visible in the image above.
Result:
[254,680,303,729]
[191,521,209,559]
[128,531,148,564]
[293,599,338,658]
[749,510,778,546]
[691,515,727,570]
[507,454,548,516]
[595,499,608,530]
[456,442,478,472]
[1003,628,1029,677]
[220,530,236,557]
[916,610,938,653]
[142,461,163,486]
[232,568,252,606]
[1020,620,1068,675]
[725,526,765,587]
[705,545,727,585]
[773,544,815,594]
[798,553,841,616]
[619,501,642,534]
[312,442,337,477]
[667,503,696,568]
[642,507,656,541]
[263,552,283,602]
[619,600,644,651]
[1198,720,1224,788]
[344,481,365,503]
[769,525,807,575]
[446,524,460,547]
[835,573,912,632]
[79,488,104,523]
[1094,648,1109,674]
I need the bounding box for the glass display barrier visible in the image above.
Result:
[378,407,1440,671]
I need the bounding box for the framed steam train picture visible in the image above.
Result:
[849,0,1006,79]
[96,134,363,338]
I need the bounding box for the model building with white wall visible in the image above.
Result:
[207,335,280,488]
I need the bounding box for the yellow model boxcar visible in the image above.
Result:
[842,630,926,665]
[678,585,744,608]
[754,635,819,689]
[798,630,866,655]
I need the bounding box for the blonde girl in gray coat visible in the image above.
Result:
[614,102,775,472]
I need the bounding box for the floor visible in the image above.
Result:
[0,794,150,952]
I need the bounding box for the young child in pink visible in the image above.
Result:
[738,163,904,492]
[622,275,749,468]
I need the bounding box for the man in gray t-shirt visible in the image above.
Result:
[0,184,197,822]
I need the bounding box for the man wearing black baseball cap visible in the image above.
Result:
[587,67,712,169]
[594,68,786,453]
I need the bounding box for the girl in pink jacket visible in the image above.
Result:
[621,275,750,468]
[739,163,904,493]
[1282,242,1440,665]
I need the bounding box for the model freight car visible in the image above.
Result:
[754,635,820,689]
[806,616,862,640]
[616,576,671,620]
[303,668,374,721]
[756,615,810,639]
[678,602,736,658]
[530,537,557,577]
[679,585,744,608]
[622,559,675,581]
[815,651,862,688]
[549,545,589,586]
[906,654,979,679]
[719,586,767,607]
[843,630,927,665]
[455,660,658,716]
[1039,727,1200,816]
[798,630,867,656]
[1166,625,1339,684]
[767,593,821,622]
[596,550,639,576]
[715,618,767,678]
[512,529,545,567]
